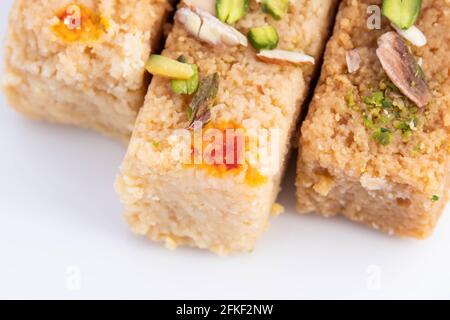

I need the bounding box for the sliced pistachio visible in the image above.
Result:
[189,109,212,129]
[176,7,247,47]
[256,49,315,65]
[372,127,392,146]
[187,73,219,128]
[171,56,199,95]
[261,0,290,20]
[382,0,422,30]
[145,55,194,79]
[431,195,440,202]
[248,25,279,50]
[216,0,250,24]
[376,32,431,108]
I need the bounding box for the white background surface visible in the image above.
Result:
[1,0,450,300]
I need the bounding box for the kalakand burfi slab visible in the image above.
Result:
[296,0,450,238]
[116,0,338,254]
[2,0,171,142]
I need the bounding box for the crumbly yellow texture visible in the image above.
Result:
[296,0,450,238]
[2,0,171,142]
[116,0,338,255]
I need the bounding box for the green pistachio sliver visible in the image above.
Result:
[382,97,393,109]
[372,127,392,146]
[363,116,375,129]
[381,0,422,30]
[347,79,423,145]
[364,91,384,107]
[187,73,219,128]
[401,129,412,140]
[171,56,199,95]
[393,120,409,131]
[216,0,250,24]
[247,25,279,50]
[346,92,356,108]
[376,32,431,107]
[146,55,194,79]
[186,106,193,120]
[261,0,290,20]
[346,92,361,112]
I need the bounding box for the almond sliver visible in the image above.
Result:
[391,24,427,47]
[183,0,216,14]
[176,7,247,47]
[346,49,361,74]
[256,50,315,65]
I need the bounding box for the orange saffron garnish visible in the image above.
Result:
[52,4,108,43]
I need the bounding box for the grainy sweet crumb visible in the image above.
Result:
[271,203,285,217]
[116,0,338,255]
[296,0,450,238]
[2,0,171,142]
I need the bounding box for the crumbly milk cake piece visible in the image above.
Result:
[296,0,450,238]
[2,0,171,142]
[116,0,338,254]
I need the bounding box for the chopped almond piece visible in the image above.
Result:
[391,24,427,47]
[345,49,361,74]
[256,49,315,65]
[175,7,247,47]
